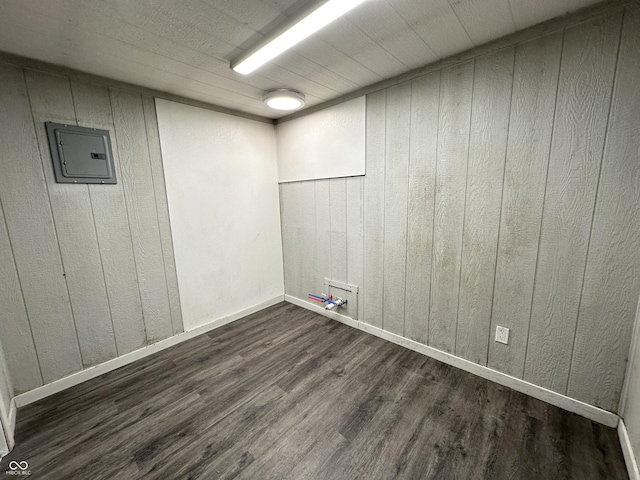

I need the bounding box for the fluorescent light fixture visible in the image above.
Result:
[232,0,368,75]
[263,89,306,111]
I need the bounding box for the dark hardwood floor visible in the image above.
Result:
[0,302,628,479]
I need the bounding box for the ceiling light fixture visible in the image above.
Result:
[232,0,368,75]
[263,89,306,111]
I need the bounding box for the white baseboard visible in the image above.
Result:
[0,396,14,456]
[620,419,640,480]
[15,295,284,408]
[285,295,619,428]
[7,398,15,449]
[0,426,7,459]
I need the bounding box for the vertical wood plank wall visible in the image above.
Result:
[0,63,183,394]
[280,6,640,412]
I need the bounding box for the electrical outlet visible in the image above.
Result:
[495,326,509,344]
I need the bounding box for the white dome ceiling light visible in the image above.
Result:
[262,89,306,111]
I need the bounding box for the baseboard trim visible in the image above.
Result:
[15,295,284,408]
[6,398,16,449]
[620,419,640,480]
[0,396,15,451]
[285,295,619,428]
[0,427,7,459]
[286,294,361,329]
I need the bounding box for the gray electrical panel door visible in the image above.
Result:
[45,122,117,184]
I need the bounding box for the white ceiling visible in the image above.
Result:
[0,0,601,119]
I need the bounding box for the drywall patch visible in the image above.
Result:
[155,99,284,330]
[276,97,365,182]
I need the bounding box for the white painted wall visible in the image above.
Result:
[156,99,284,330]
[276,97,366,183]
[622,295,640,474]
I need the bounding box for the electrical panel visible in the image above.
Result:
[45,122,117,184]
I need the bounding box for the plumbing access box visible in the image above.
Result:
[45,122,117,184]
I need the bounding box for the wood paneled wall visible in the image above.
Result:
[280,5,640,412]
[0,63,183,394]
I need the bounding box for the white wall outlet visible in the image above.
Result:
[495,326,509,345]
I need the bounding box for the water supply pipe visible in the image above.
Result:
[308,293,348,310]
[325,297,347,310]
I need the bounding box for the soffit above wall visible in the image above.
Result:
[0,0,603,119]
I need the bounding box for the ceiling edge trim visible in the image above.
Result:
[276,0,634,124]
[0,50,275,125]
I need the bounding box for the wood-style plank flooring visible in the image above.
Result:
[1,303,628,479]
